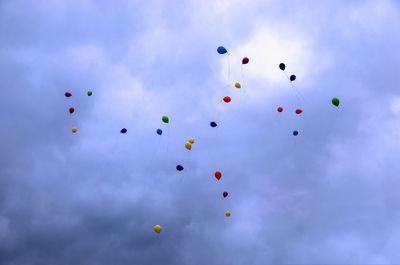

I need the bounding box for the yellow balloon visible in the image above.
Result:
[185,141,192,150]
[225,211,231,217]
[234,82,241,89]
[153,225,162,234]
[71,127,77,133]
[188,138,194,144]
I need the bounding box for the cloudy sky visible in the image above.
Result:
[1,0,400,264]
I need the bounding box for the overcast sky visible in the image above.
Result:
[1,0,400,264]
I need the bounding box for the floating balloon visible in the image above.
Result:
[290,75,296,81]
[210,121,217,128]
[162,115,169,124]
[156,129,162,135]
[217,46,227,54]
[176,165,184,171]
[223,96,231,103]
[188,138,194,144]
[279,63,286,71]
[153,225,162,234]
[69,107,75,114]
[223,191,228,198]
[242,57,249,64]
[277,106,283,112]
[332,97,340,107]
[87,90,92,96]
[65,92,72,97]
[293,130,299,136]
[295,109,303,114]
[234,82,241,89]
[215,171,222,180]
[185,142,192,150]
[120,128,127,134]
[71,127,77,133]
[225,211,231,217]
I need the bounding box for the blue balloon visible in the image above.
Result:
[210,121,217,127]
[176,165,184,171]
[293,130,299,136]
[156,128,162,135]
[217,46,227,54]
[290,75,296,82]
[120,128,127,134]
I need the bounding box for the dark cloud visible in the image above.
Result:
[0,0,400,264]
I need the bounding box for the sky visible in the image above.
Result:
[0,0,400,264]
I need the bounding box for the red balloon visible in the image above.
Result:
[277,106,283,112]
[223,191,228,198]
[215,171,222,180]
[242,57,249,64]
[295,108,303,114]
[69,107,75,114]
[223,96,231,103]
[65,92,72,97]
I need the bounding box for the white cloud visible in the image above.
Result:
[390,97,400,114]
[219,27,331,103]
[336,0,400,36]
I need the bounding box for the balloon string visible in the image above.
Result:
[227,53,231,89]
[282,72,304,104]
[241,64,247,96]
[149,134,162,170]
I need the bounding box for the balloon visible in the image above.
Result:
[290,75,296,81]
[215,171,222,180]
[223,191,228,198]
[225,211,231,217]
[185,142,192,150]
[223,96,231,103]
[156,129,162,135]
[217,46,227,54]
[162,115,169,124]
[69,107,75,114]
[332,97,340,107]
[188,138,194,144]
[87,90,92,96]
[279,63,286,71]
[210,121,217,127]
[153,225,162,234]
[295,108,303,114]
[242,57,249,64]
[71,127,77,133]
[176,165,184,171]
[277,106,283,112]
[120,128,127,134]
[65,92,72,97]
[293,130,299,136]
[234,82,241,89]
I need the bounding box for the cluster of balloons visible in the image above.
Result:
[213,170,230,216]
[214,45,248,218]
[277,63,303,135]
[276,106,303,115]
[279,63,296,82]
[61,48,341,235]
[185,137,195,150]
[65,90,92,134]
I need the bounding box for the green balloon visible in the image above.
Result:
[87,90,93,96]
[162,115,169,123]
[332,97,339,107]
